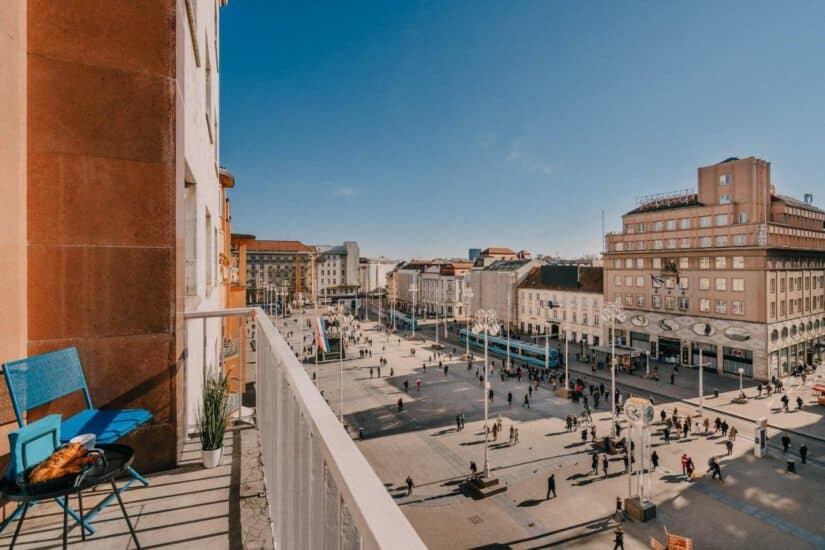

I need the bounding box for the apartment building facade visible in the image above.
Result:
[466,259,542,328]
[604,157,825,381]
[359,257,399,294]
[232,236,316,305]
[517,265,606,346]
[316,241,360,302]
[419,262,475,318]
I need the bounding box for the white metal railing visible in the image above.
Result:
[186,307,425,549]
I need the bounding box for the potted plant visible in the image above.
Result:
[198,371,231,468]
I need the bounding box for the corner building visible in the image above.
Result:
[604,157,825,381]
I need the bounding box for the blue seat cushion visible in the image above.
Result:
[60,409,152,445]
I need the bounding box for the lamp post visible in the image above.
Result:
[598,301,626,437]
[409,285,418,338]
[330,302,353,423]
[463,287,474,359]
[738,367,744,396]
[698,348,705,415]
[473,309,500,477]
[281,280,289,320]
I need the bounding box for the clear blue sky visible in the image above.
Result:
[220,1,825,259]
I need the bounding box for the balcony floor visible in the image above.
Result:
[0,427,267,550]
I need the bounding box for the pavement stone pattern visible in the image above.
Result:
[303,312,825,550]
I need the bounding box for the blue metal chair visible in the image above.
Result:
[2,347,153,532]
[1,414,92,539]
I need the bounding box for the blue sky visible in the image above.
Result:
[220,1,825,259]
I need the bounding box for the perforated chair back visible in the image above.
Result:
[2,348,93,427]
[5,414,62,481]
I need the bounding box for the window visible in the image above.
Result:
[719,174,731,185]
[780,301,786,315]
[715,278,727,291]
[679,218,691,229]
[679,257,689,269]
[636,258,645,269]
[699,236,712,247]
[715,214,728,226]
[699,277,711,290]
[614,275,622,286]
[733,235,746,246]
[678,296,689,311]
[700,257,710,269]
[625,295,633,306]
[780,278,785,292]
[654,240,663,250]
[625,258,634,268]
[715,299,727,314]
[665,296,675,310]
[770,278,776,292]
[665,277,675,289]
[680,238,691,248]
[699,216,712,228]
[679,277,689,289]
[636,241,646,250]
[732,278,744,292]
[666,219,676,230]
[636,295,645,307]
[715,256,727,269]
[653,221,664,232]
[615,242,624,251]
[737,212,748,224]
[636,276,645,287]
[614,259,622,268]
[732,301,744,315]
[770,302,776,317]
[720,194,731,204]
[625,224,635,234]
[699,298,710,312]
[652,295,662,309]
[716,235,728,247]
[625,276,633,287]
[637,223,645,233]
[667,239,677,249]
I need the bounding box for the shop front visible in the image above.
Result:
[691,341,718,372]
[630,331,650,353]
[658,337,682,364]
[723,346,753,378]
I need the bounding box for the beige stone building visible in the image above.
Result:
[604,157,825,381]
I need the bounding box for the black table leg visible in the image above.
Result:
[63,496,68,550]
[111,480,141,549]
[9,502,29,550]
[78,491,85,541]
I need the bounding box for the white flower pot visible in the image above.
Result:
[202,447,224,468]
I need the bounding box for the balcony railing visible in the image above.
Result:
[185,307,424,549]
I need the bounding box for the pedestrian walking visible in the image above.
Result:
[651,450,659,471]
[470,460,478,479]
[523,394,530,408]
[369,367,373,378]
[546,474,557,499]
[703,417,710,434]
[509,425,515,444]
[757,383,763,397]
[800,441,808,464]
[714,417,722,433]
[781,433,791,453]
[507,391,513,406]
[397,398,403,412]
[456,414,462,432]
[591,426,597,442]
[781,394,789,412]
[492,423,498,441]
[592,453,599,474]
[707,458,723,481]
[680,453,689,475]
[460,413,465,430]
[725,439,733,456]
[406,475,414,495]
[683,421,689,439]
[797,396,804,410]
[514,427,520,445]
[728,426,737,440]
[660,410,667,423]
[602,454,609,477]
[721,420,729,437]
[613,525,624,550]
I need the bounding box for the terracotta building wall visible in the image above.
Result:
[25,0,182,472]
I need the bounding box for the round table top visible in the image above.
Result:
[0,443,134,502]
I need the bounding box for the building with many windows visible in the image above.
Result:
[232,235,316,306]
[358,257,398,295]
[466,259,542,330]
[604,157,825,381]
[517,265,605,346]
[316,241,360,302]
[419,262,475,318]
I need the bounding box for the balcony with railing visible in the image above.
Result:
[1,307,424,549]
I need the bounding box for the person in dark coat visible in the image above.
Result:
[781,433,791,453]
[651,450,659,470]
[406,475,414,495]
[613,525,624,549]
[546,474,556,499]
[800,441,808,464]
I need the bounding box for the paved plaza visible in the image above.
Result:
[275,311,825,549]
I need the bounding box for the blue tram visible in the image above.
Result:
[459,329,560,368]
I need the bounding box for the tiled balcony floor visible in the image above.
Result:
[0,433,244,550]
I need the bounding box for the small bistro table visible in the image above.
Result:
[1,443,141,549]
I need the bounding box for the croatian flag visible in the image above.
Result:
[313,317,330,353]
[650,273,665,286]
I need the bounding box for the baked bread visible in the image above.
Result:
[29,444,97,483]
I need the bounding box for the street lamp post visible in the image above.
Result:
[409,285,418,338]
[738,367,744,397]
[463,287,474,359]
[473,309,500,477]
[598,301,626,437]
[698,347,705,415]
[281,280,289,320]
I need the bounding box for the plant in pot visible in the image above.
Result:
[198,371,231,468]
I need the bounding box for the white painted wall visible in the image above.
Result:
[182,0,224,432]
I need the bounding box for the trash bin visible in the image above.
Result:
[713,388,719,398]
[787,459,795,473]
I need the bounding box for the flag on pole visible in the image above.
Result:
[650,273,665,286]
[313,317,330,353]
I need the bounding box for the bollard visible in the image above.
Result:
[713,388,719,398]
[787,459,795,473]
